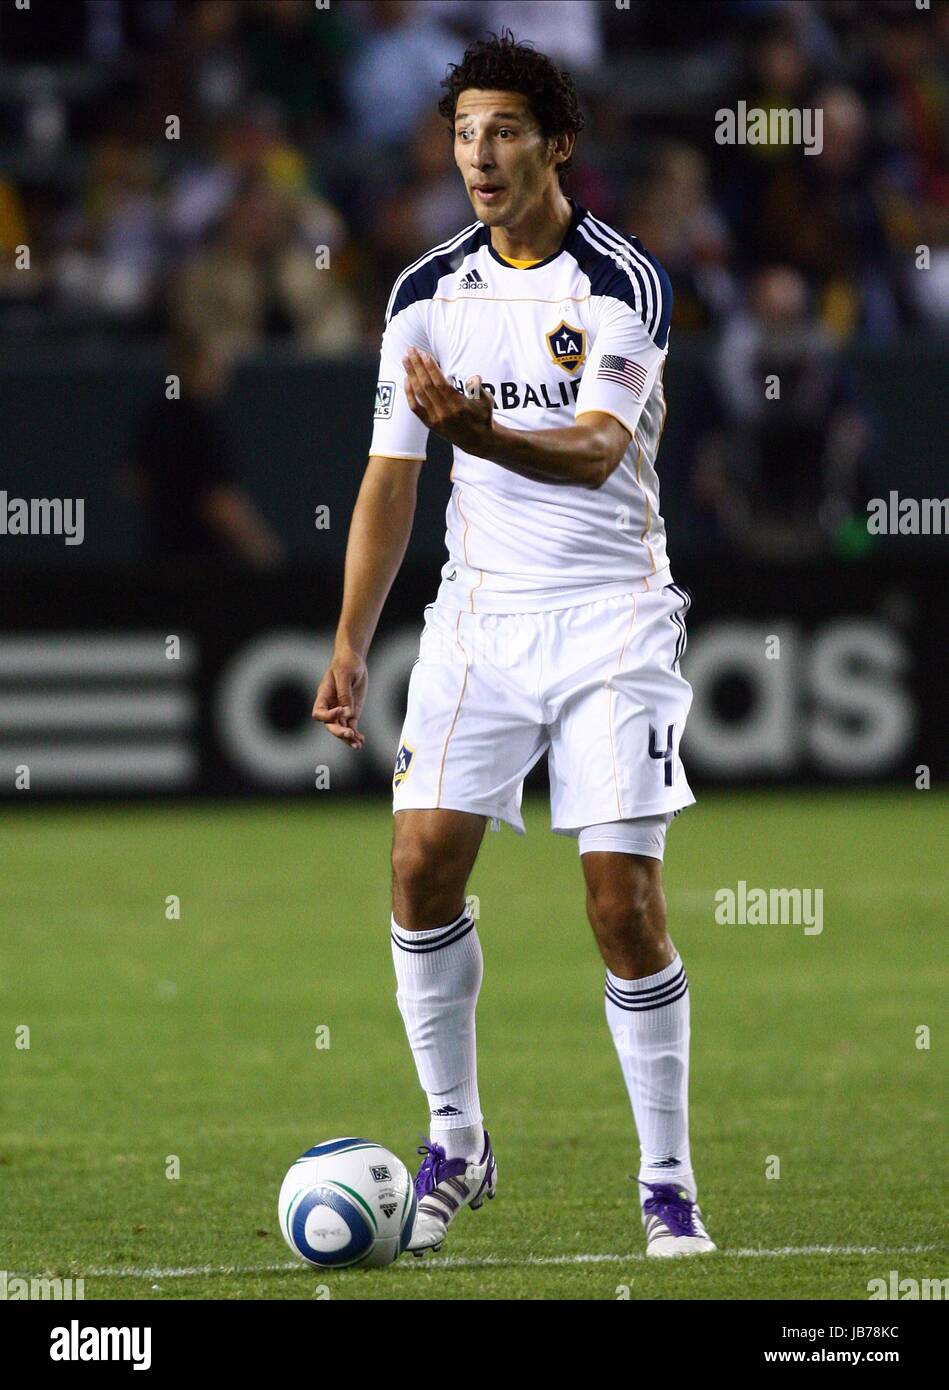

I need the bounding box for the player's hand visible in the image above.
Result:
[402,347,494,455]
[312,649,367,749]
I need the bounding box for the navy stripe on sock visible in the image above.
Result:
[605,979,689,1012]
[391,910,475,954]
[606,963,687,1001]
[605,964,688,1012]
[605,970,688,1007]
[605,978,689,1012]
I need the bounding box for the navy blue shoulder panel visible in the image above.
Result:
[565,213,672,350]
[387,221,489,324]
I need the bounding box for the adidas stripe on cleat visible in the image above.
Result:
[406,1130,497,1255]
[640,1180,717,1257]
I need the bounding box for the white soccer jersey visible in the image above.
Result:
[368,197,674,612]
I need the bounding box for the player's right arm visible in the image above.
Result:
[312,455,421,749]
[313,291,432,749]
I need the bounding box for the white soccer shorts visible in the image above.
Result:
[391,584,696,840]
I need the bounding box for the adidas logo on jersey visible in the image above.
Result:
[459,269,488,291]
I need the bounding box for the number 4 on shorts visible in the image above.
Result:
[648,723,675,787]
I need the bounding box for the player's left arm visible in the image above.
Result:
[402,347,625,488]
[401,294,668,490]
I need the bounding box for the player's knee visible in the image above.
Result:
[391,836,464,911]
[589,879,665,945]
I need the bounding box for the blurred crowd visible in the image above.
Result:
[0,0,945,563]
[1,0,946,350]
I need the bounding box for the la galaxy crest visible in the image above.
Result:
[545,320,586,374]
[393,742,415,789]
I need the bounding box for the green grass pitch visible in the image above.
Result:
[2,791,946,1301]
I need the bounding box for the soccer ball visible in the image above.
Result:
[278,1138,417,1270]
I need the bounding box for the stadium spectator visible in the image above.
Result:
[428,0,603,71]
[50,132,163,325]
[626,144,735,331]
[696,266,872,560]
[169,170,361,354]
[341,0,460,148]
[751,87,903,338]
[165,102,349,257]
[141,0,249,129]
[716,21,819,277]
[124,332,284,569]
[355,108,472,334]
[860,5,949,326]
[0,176,32,299]
[401,107,478,248]
[239,0,355,134]
[0,0,944,345]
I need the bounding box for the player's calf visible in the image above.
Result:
[584,853,669,978]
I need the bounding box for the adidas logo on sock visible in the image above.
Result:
[651,1156,682,1169]
[431,1104,462,1117]
[459,269,488,290]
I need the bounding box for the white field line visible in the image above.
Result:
[63,1244,940,1279]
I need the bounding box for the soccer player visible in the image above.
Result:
[313,31,715,1258]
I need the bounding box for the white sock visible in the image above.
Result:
[604,951,696,1205]
[439,1124,484,1163]
[390,906,484,1159]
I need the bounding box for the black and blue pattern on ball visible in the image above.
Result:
[399,1187,418,1253]
[298,1137,375,1160]
[291,1186,376,1267]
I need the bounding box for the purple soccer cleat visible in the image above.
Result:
[640,1180,717,1257]
[406,1130,497,1255]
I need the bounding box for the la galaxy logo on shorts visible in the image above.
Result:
[393,742,415,788]
[545,320,586,374]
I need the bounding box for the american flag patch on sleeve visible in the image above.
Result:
[596,355,648,397]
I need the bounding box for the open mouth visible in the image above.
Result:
[473,185,504,203]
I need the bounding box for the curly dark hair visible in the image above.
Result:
[437,29,585,187]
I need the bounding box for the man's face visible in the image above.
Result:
[453,89,560,224]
